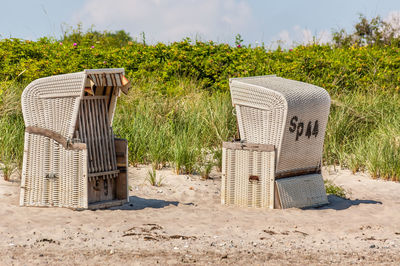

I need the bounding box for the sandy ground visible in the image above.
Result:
[1,166,400,265]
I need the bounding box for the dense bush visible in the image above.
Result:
[1,34,400,95]
[1,18,400,181]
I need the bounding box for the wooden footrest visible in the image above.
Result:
[88,199,127,210]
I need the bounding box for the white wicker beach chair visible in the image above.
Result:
[221,76,331,209]
[20,68,130,209]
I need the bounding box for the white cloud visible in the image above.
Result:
[72,0,251,43]
[316,29,332,44]
[278,30,291,44]
[384,10,400,38]
[273,25,332,48]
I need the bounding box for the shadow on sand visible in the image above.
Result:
[307,195,382,211]
[111,196,185,211]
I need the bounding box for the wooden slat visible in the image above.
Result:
[95,99,107,172]
[103,99,115,170]
[110,129,117,170]
[95,86,105,96]
[82,100,93,173]
[115,138,128,201]
[222,141,275,152]
[87,99,99,173]
[90,100,101,173]
[88,199,126,210]
[82,96,107,100]
[105,86,112,100]
[84,100,95,172]
[93,99,105,172]
[107,87,114,112]
[275,167,320,179]
[99,99,112,170]
[88,170,119,177]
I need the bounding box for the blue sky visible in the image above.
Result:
[1,0,400,47]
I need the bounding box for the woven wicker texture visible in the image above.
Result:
[275,174,328,209]
[230,76,330,175]
[20,69,127,209]
[221,143,275,208]
[20,133,88,209]
[21,73,85,139]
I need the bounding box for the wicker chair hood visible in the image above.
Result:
[229,76,331,176]
[21,68,129,140]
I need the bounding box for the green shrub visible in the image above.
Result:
[2,27,400,181]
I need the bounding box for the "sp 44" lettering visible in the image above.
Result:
[288,116,319,141]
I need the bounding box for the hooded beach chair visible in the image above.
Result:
[222,75,331,209]
[20,68,130,209]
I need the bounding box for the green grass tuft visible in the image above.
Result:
[324,180,347,198]
[146,168,164,187]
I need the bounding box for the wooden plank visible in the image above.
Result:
[93,99,105,172]
[106,74,112,87]
[222,141,275,152]
[85,99,98,173]
[88,177,116,203]
[110,129,117,170]
[115,138,127,166]
[95,86,105,95]
[90,99,100,173]
[96,99,108,172]
[105,86,112,100]
[88,179,100,204]
[102,177,109,202]
[274,182,281,209]
[82,95,107,100]
[103,98,113,171]
[82,100,94,173]
[107,87,114,114]
[25,126,86,150]
[275,167,319,179]
[82,100,95,173]
[88,199,126,210]
[103,99,116,170]
[100,99,112,170]
[115,138,128,201]
[110,73,117,87]
[82,100,91,172]
[88,170,119,177]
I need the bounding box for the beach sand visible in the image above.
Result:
[1,166,399,265]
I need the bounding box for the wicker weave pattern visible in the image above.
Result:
[21,73,85,139]
[275,174,328,209]
[221,144,275,208]
[20,134,88,209]
[235,105,285,150]
[230,76,330,175]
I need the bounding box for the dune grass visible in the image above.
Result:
[0,77,400,182]
[325,92,400,181]
[113,77,237,176]
[0,81,25,180]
